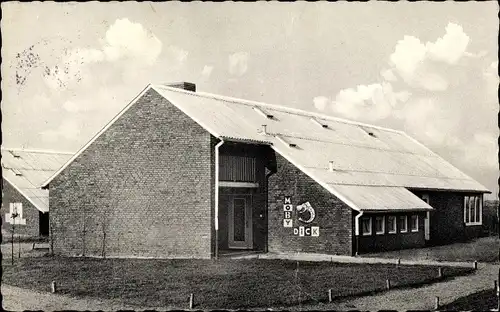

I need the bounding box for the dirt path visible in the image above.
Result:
[286,262,498,311]
[1,284,138,311]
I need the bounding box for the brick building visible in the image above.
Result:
[2,148,73,238]
[42,82,490,258]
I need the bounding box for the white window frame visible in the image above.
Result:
[410,215,419,232]
[5,202,26,225]
[361,217,372,236]
[375,216,385,235]
[464,194,482,226]
[387,216,397,234]
[399,215,408,233]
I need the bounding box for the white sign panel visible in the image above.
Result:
[283,204,293,212]
[284,219,293,228]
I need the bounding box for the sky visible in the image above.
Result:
[1,2,499,198]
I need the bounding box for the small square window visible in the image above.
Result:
[410,215,419,232]
[375,216,385,235]
[399,216,408,233]
[387,216,397,234]
[361,217,372,236]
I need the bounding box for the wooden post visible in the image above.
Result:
[438,267,443,279]
[386,279,391,290]
[328,289,333,303]
[51,281,57,293]
[434,296,439,310]
[494,280,497,291]
[189,293,194,309]
[473,260,478,270]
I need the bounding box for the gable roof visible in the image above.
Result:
[2,148,73,212]
[41,84,490,212]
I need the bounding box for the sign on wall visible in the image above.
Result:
[283,196,293,228]
[282,196,319,236]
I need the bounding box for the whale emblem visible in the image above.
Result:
[296,202,315,224]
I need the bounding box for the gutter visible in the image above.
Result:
[264,169,276,253]
[354,210,364,256]
[214,139,224,259]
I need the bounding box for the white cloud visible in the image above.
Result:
[313,96,329,111]
[380,69,397,82]
[40,119,81,142]
[329,82,410,121]
[202,65,214,79]
[166,46,189,66]
[102,18,162,65]
[426,23,470,64]
[43,18,163,91]
[388,22,476,92]
[229,52,249,76]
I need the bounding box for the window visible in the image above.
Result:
[410,215,419,232]
[464,195,482,226]
[375,216,385,235]
[399,216,408,233]
[5,203,26,225]
[421,194,430,204]
[361,217,372,236]
[387,216,397,234]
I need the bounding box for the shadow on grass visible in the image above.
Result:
[439,288,498,311]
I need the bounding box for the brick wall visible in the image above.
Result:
[356,212,426,253]
[49,88,214,259]
[1,180,41,237]
[268,154,353,256]
[410,190,486,245]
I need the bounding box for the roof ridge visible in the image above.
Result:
[152,84,406,134]
[1,147,74,155]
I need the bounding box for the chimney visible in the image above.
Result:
[329,161,335,172]
[166,82,196,92]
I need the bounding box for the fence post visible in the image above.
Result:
[51,281,57,293]
[328,289,333,303]
[438,267,443,279]
[189,293,194,309]
[434,296,439,310]
[473,260,478,270]
[386,279,391,290]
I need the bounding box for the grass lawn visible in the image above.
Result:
[364,236,500,263]
[2,256,474,309]
[440,288,498,311]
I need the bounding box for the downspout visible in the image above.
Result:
[214,139,224,259]
[354,210,364,256]
[264,170,276,253]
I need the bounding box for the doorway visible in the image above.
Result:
[39,211,49,236]
[228,195,253,249]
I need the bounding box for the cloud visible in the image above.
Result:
[425,23,470,64]
[388,23,474,91]
[43,18,163,91]
[165,46,189,66]
[330,82,411,121]
[380,69,397,82]
[313,96,329,111]
[40,119,81,142]
[201,65,214,79]
[102,18,162,65]
[229,52,249,76]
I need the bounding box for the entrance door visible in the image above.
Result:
[228,196,253,249]
[421,194,430,241]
